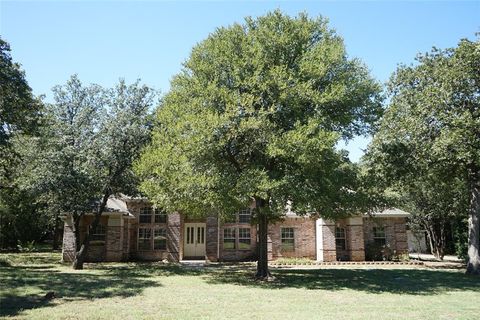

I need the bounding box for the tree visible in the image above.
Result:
[401,174,467,260]
[135,11,382,278]
[34,75,155,269]
[0,37,43,249]
[0,37,41,149]
[365,38,480,274]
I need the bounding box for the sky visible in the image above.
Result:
[1,1,479,161]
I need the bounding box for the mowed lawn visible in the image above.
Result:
[1,252,479,320]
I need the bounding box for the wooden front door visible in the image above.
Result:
[183,223,206,259]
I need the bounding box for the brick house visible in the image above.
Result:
[62,196,409,263]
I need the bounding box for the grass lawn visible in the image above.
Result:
[1,252,479,320]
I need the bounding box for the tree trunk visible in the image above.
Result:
[438,222,445,260]
[425,227,435,258]
[255,197,272,280]
[466,171,480,275]
[72,192,110,270]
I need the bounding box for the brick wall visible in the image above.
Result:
[363,217,409,256]
[269,216,316,260]
[167,212,182,261]
[126,200,172,261]
[62,218,76,262]
[105,225,123,261]
[321,220,337,262]
[346,217,365,261]
[206,216,219,261]
[218,222,257,261]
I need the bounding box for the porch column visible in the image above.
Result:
[167,212,181,262]
[61,214,76,262]
[347,217,365,261]
[105,216,123,261]
[316,218,336,262]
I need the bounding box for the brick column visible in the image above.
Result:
[61,214,76,262]
[347,217,365,261]
[320,219,336,262]
[167,212,181,262]
[394,218,408,255]
[106,216,123,261]
[205,215,219,262]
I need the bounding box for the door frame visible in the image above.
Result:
[183,222,206,260]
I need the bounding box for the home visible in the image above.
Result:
[61,196,410,263]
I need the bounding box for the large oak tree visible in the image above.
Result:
[136,11,382,278]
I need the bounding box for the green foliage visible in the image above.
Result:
[365,242,394,261]
[33,75,155,216]
[0,38,46,248]
[16,240,37,253]
[136,11,382,220]
[0,37,41,149]
[364,37,480,261]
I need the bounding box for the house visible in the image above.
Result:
[61,196,410,263]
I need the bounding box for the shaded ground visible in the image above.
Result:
[1,252,479,319]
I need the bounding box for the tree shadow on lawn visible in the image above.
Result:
[0,264,159,317]
[203,266,480,295]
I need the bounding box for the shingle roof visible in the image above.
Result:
[368,208,410,218]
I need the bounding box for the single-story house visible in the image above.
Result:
[62,196,410,263]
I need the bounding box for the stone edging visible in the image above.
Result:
[270,261,424,267]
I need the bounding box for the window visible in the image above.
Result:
[281,227,294,251]
[154,208,167,223]
[139,207,152,223]
[154,228,167,250]
[238,209,252,223]
[138,228,152,250]
[238,228,251,249]
[223,228,236,249]
[90,223,106,242]
[373,227,386,246]
[224,208,252,223]
[335,227,346,251]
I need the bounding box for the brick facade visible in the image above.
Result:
[268,216,316,260]
[61,198,410,263]
[363,217,409,256]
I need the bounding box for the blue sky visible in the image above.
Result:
[1,1,479,161]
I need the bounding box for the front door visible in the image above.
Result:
[183,223,206,259]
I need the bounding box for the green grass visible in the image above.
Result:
[1,252,479,320]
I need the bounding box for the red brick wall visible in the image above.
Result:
[363,217,409,255]
[268,216,316,260]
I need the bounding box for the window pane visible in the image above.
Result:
[373,227,386,246]
[139,207,152,223]
[281,239,294,251]
[138,228,152,250]
[373,227,385,238]
[238,228,251,249]
[154,209,167,223]
[336,239,346,250]
[90,224,106,242]
[223,228,236,249]
[238,209,251,223]
[335,227,345,239]
[154,228,167,250]
[281,228,294,251]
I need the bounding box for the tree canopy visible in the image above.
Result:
[17,75,155,268]
[365,38,480,274]
[136,10,382,277]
